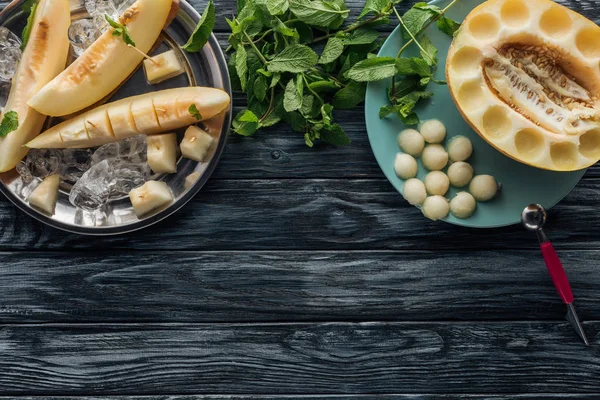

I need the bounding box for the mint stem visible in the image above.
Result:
[393,7,434,64]
[313,12,387,43]
[241,26,269,65]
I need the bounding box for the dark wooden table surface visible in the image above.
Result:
[2,0,600,398]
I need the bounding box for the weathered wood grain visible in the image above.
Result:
[3,396,600,400]
[0,250,598,323]
[0,322,599,395]
[0,178,598,250]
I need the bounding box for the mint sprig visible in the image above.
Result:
[0,111,19,137]
[189,104,203,120]
[227,0,460,145]
[105,15,136,47]
[20,0,38,51]
[182,0,216,52]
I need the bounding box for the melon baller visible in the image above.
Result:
[521,204,589,346]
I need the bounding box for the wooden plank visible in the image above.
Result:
[0,250,598,323]
[3,396,600,400]
[0,322,598,395]
[0,178,597,251]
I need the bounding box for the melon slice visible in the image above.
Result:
[0,0,70,172]
[28,0,174,117]
[447,0,600,171]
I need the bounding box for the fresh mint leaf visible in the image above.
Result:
[347,57,397,82]
[270,73,281,88]
[419,35,438,66]
[332,81,366,109]
[284,78,303,112]
[420,76,431,86]
[0,111,18,137]
[228,52,242,91]
[437,16,461,37]
[105,15,136,46]
[233,109,260,136]
[253,75,268,101]
[357,0,388,19]
[189,104,203,120]
[20,1,37,51]
[321,123,350,146]
[236,45,248,91]
[397,90,433,117]
[182,0,215,52]
[309,80,340,93]
[267,0,289,15]
[344,28,379,45]
[319,37,344,64]
[272,16,296,37]
[282,110,307,132]
[395,57,431,77]
[295,21,313,43]
[289,0,349,28]
[267,44,318,73]
[400,3,438,40]
[387,78,419,102]
[300,94,314,116]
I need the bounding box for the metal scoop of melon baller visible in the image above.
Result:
[522,204,589,346]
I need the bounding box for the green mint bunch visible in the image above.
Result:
[227,0,460,147]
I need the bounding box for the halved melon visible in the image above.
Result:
[28,0,174,117]
[447,0,600,171]
[0,0,70,172]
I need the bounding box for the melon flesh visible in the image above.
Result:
[446,0,600,171]
[28,0,173,117]
[0,0,70,172]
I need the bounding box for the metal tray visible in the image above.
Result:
[0,0,232,235]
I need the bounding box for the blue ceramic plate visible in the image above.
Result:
[364,0,586,228]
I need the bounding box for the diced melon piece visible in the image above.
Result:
[28,174,60,215]
[447,0,600,171]
[129,180,173,217]
[180,126,214,162]
[147,133,178,173]
[144,50,185,84]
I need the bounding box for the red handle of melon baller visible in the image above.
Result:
[540,241,574,305]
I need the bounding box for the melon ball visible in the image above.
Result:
[394,153,418,179]
[402,178,427,206]
[448,135,473,162]
[450,192,477,219]
[397,129,425,156]
[469,175,500,202]
[447,161,474,187]
[422,195,450,221]
[424,171,450,196]
[421,144,449,171]
[419,119,446,143]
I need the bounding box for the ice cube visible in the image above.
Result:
[60,148,93,171]
[91,135,147,165]
[109,161,151,198]
[25,149,62,178]
[0,82,9,109]
[68,19,101,57]
[0,27,22,49]
[85,0,134,32]
[16,161,33,184]
[0,27,22,83]
[69,159,113,211]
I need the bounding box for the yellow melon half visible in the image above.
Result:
[446,0,600,171]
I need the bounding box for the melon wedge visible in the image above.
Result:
[447,0,600,171]
[26,87,230,148]
[28,0,174,117]
[0,0,70,172]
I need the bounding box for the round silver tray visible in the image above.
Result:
[0,0,232,235]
